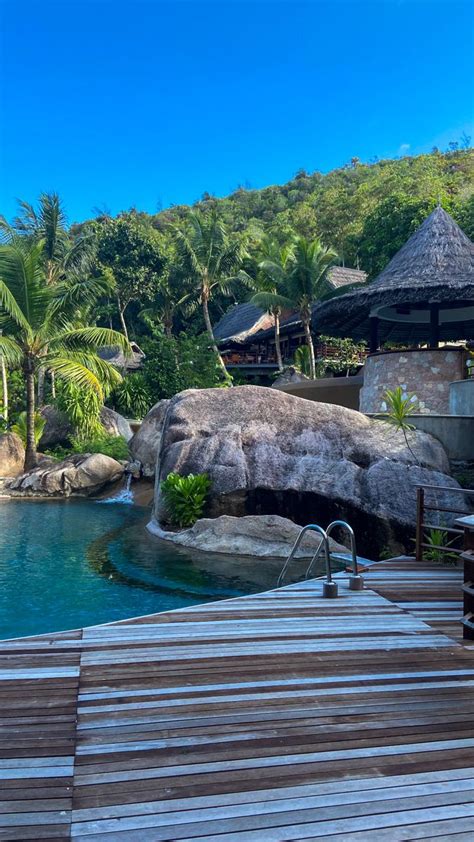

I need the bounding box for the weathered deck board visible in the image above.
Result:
[0,559,472,840]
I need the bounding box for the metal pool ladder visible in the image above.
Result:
[277,520,364,597]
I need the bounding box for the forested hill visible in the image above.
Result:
[146,147,473,276]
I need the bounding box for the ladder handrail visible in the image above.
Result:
[326,520,359,576]
[277,524,331,588]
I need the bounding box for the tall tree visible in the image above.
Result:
[250,236,337,379]
[0,193,96,402]
[0,238,129,470]
[173,210,250,379]
[249,237,293,371]
[94,214,165,340]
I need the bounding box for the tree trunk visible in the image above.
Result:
[303,318,316,379]
[37,366,45,405]
[0,354,8,423]
[202,294,231,381]
[50,370,56,399]
[273,309,283,371]
[24,362,38,471]
[116,293,129,341]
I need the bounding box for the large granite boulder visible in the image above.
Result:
[39,405,132,448]
[7,453,124,497]
[39,406,72,448]
[152,386,468,557]
[129,399,170,477]
[148,514,348,558]
[100,407,133,442]
[0,433,25,477]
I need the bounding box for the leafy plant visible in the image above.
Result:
[160,472,211,528]
[70,433,129,461]
[110,373,151,419]
[11,411,46,447]
[56,382,103,439]
[382,386,419,462]
[423,528,458,565]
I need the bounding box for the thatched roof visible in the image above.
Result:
[215,266,367,344]
[314,207,474,343]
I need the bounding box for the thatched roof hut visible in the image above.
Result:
[215,266,366,345]
[314,207,474,348]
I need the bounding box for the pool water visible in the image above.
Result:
[0,500,295,640]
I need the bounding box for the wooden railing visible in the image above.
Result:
[415,484,474,562]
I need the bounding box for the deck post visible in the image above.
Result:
[415,487,424,561]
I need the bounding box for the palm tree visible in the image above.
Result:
[0,238,129,470]
[173,211,250,378]
[0,193,96,402]
[251,236,337,379]
[249,238,293,371]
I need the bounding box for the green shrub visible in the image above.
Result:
[70,433,129,461]
[110,373,151,419]
[160,472,211,528]
[11,411,46,446]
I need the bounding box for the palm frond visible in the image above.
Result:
[250,291,294,311]
[0,334,22,365]
[44,357,105,399]
[54,326,131,354]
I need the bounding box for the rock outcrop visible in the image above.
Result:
[128,399,170,477]
[100,407,133,442]
[39,405,132,448]
[148,514,348,558]
[0,433,25,477]
[7,453,124,497]
[152,386,468,557]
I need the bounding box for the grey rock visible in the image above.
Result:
[39,404,132,449]
[0,433,25,477]
[148,514,348,558]
[7,453,124,497]
[39,406,72,448]
[100,407,133,442]
[129,399,170,477]
[153,386,468,557]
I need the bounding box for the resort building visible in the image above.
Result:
[214,265,367,374]
[315,205,474,418]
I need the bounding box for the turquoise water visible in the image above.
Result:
[0,500,282,640]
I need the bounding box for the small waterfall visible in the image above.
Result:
[98,473,134,504]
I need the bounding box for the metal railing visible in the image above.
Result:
[415,484,474,562]
[277,520,364,597]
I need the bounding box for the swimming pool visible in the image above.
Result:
[0,499,302,639]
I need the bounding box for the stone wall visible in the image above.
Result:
[359,348,466,415]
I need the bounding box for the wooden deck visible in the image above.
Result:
[1,559,473,841]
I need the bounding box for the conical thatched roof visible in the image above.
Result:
[314,207,474,343]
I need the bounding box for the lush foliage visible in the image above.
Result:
[70,432,129,460]
[11,411,45,446]
[0,236,129,468]
[142,332,225,402]
[160,472,211,528]
[109,373,152,419]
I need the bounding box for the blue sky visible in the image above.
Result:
[1,0,473,224]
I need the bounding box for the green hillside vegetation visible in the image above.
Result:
[2,146,474,429]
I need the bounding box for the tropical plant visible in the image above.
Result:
[111,373,151,419]
[11,411,46,447]
[250,237,293,371]
[173,210,250,379]
[249,236,337,378]
[94,213,166,340]
[70,432,129,461]
[382,386,419,462]
[0,237,130,470]
[160,472,211,528]
[423,528,458,565]
[56,382,103,439]
[294,345,312,376]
